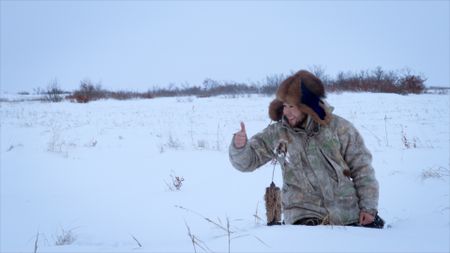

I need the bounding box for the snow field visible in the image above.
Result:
[1,92,449,252]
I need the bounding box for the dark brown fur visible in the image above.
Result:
[264,182,282,225]
[269,99,284,121]
[268,70,332,125]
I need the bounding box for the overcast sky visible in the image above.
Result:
[1,1,449,93]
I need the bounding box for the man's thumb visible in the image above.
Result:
[240,122,246,133]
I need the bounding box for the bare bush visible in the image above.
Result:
[308,65,330,85]
[68,79,105,103]
[203,78,220,91]
[200,79,258,97]
[425,86,449,94]
[401,126,417,149]
[109,91,137,100]
[260,73,285,95]
[54,228,77,246]
[44,79,64,102]
[398,74,426,94]
[326,67,426,94]
[166,134,183,149]
[56,67,428,103]
[165,171,184,191]
[196,140,208,149]
[18,91,30,95]
[421,166,450,180]
[68,84,155,102]
[109,90,154,100]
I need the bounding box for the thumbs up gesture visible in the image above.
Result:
[233,122,247,149]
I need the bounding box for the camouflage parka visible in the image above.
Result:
[229,109,380,225]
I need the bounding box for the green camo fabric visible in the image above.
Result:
[229,112,379,225]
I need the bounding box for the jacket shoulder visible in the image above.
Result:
[257,121,284,140]
[328,114,356,132]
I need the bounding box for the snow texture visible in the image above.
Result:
[1,93,449,252]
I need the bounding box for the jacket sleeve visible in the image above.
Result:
[229,125,277,172]
[337,118,379,214]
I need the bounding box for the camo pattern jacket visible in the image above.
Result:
[229,114,379,225]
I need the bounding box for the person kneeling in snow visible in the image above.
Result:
[229,70,384,228]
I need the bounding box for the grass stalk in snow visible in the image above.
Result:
[131,235,142,248]
[34,232,39,253]
[176,205,232,233]
[184,221,211,253]
[216,123,222,151]
[384,114,390,146]
[253,201,263,225]
[177,206,270,250]
[227,217,231,253]
[185,221,197,253]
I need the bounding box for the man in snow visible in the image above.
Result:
[229,70,384,228]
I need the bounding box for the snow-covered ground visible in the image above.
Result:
[1,92,449,253]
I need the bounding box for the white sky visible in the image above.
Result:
[1,1,449,92]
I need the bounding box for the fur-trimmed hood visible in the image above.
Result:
[268,70,332,125]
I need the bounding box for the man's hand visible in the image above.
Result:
[359,211,375,225]
[233,122,247,149]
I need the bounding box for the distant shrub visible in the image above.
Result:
[109,91,138,100]
[260,74,285,95]
[308,65,330,85]
[54,228,77,246]
[202,82,258,97]
[326,67,426,94]
[44,79,64,102]
[425,87,450,94]
[68,79,105,103]
[33,87,45,95]
[398,74,426,94]
[61,67,427,103]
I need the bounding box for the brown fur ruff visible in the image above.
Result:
[268,70,332,125]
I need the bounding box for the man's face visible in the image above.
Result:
[283,103,305,127]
